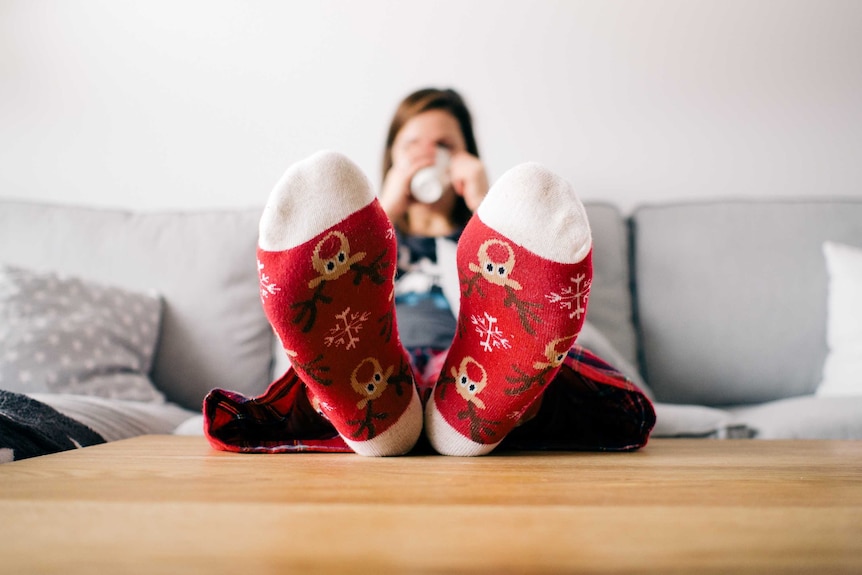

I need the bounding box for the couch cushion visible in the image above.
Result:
[632,200,862,405]
[582,203,638,370]
[651,402,750,439]
[0,200,272,410]
[728,396,862,439]
[29,393,198,442]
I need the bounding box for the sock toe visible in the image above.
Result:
[259,151,376,252]
[476,162,591,264]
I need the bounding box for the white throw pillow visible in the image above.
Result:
[817,242,862,396]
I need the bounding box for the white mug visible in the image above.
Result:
[410,147,450,204]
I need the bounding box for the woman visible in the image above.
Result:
[378,89,489,392]
[379,88,487,233]
[377,88,655,455]
[202,88,655,457]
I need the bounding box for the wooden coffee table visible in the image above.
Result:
[1,436,860,574]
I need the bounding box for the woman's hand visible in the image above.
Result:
[448,151,489,212]
[379,152,435,221]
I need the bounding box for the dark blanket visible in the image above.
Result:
[0,390,105,463]
[204,345,656,455]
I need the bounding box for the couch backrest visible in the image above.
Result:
[632,199,862,406]
[582,203,639,369]
[0,200,273,410]
[0,199,638,411]
[10,197,853,410]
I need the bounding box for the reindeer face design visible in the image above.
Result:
[351,357,393,409]
[451,356,488,409]
[308,231,366,288]
[533,336,574,370]
[469,239,522,290]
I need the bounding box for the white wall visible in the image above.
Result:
[2,0,860,213]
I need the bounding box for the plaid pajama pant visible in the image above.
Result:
[204,344,655,454]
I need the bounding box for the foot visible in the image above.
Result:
[257,151,422,456]
[425,162,593,456]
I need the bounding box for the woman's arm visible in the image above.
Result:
[379,154,435,222]
[448,151,489,212]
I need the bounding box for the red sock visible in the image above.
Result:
[257,151,422,456]
[425,162,593,455]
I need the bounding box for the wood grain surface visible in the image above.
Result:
[1,436,860,574]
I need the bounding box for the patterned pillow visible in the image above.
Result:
[0,265,165,402]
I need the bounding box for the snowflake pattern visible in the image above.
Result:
[507,406,528,421]
[471,312,512,352]
[546,273,591,320]
[258,260,281,300]
[325,307,371,350]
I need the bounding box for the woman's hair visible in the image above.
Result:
[382,87,479,226]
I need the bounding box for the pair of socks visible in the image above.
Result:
[257,151,592,456]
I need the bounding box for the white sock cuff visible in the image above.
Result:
[343,387,423,457]
[425,397,500,457]
[259,151,375,252]
[477,162,592,264]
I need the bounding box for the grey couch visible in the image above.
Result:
[1,197,861,443]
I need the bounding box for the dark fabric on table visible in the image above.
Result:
[0,389,105,463]
[203,369,352,453]
[203,345,655,455]
[502,346,657,451]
